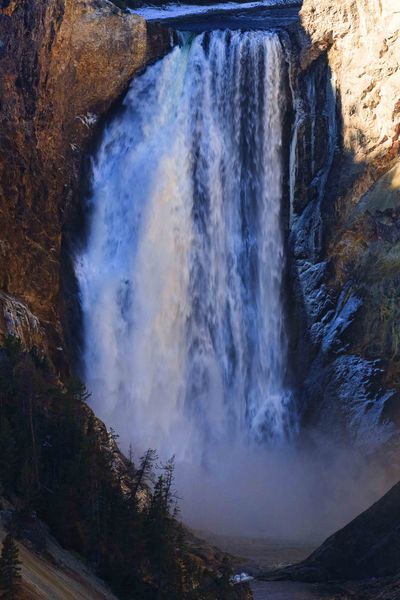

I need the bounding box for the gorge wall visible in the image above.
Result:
[2,0,399,449]
[0,0,171,370]
[0,0,399,539]
[290,0,400,452]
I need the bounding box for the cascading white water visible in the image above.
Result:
[74,29,388,541]
[76,30,294,466]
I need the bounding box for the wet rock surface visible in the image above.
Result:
[290,0,400,445]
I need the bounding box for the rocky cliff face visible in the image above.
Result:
[267,480,400,583]
[290,0,400,449]
[1,0,398,448]
[0,0,171,369]
[301,0,399,150]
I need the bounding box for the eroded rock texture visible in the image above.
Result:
[0,0,171,367]
[291,0,400,447]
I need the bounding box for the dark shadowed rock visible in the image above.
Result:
[288,0,400,446]
[265,481,400,582]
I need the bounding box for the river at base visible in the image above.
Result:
[194,532,338,599]
[251,581,337,600]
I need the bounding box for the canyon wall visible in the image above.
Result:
[292,0,400,448]
[0,0,171,369]
[2,0,399,448]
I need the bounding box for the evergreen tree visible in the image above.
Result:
[65,377,90,403]
[215,556,234,600]
[0,337,231,599]
[0,418,17,492]
[0,534,21,600]
[3,337,22,365]
[131,448,158,501]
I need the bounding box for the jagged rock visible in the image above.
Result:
[292,0,400,439]
[0,0,172,366]
[0,291,46,351]
[304,353,395,448]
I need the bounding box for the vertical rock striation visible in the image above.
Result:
[0,0,172,366]
[291,0,400,448]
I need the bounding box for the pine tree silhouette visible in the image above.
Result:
[0,534,21,599]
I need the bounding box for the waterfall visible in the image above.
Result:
[76,30,294,466]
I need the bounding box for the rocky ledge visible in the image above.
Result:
[0,0,172,370]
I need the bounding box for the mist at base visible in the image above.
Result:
[76,29,394,548]
[171,438,392,542]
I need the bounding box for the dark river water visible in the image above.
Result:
[195,532,339,599]
[251,581,334,600]
[131,2,300,32]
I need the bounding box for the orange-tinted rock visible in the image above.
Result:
[0,0,171,367]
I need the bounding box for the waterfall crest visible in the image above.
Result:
[76,30,294,464]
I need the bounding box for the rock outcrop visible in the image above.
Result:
[300,0,400,167]
[290,0,400,448]
[266,480,400,582]
[0,0,172,368]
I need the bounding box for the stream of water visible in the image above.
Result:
[76,30,295,464]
